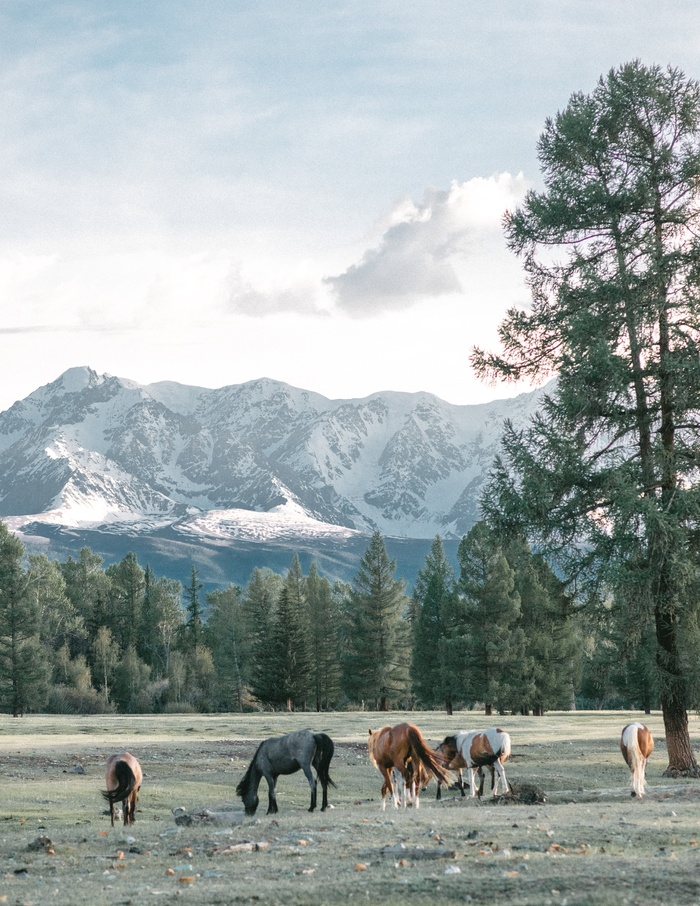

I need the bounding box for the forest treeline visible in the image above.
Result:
[0,520,663,717]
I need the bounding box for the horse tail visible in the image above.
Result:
[102,760,137,805]
[313,733,337,788]
[406,725,450,785]
[494,729,512,762]
[621,723,652,798]
[236,740,265,800]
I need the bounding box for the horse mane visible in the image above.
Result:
[236,739,265,799]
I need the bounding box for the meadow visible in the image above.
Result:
[0,710,699,905]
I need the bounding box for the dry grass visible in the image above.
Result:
[0,710,699,905]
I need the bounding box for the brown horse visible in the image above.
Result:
[102,752,142,826]
[368,722,449,810]
[620,722,654,798]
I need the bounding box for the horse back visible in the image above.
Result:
[637,725,654,759]
[105,752,142,790]
[458,728,511,767]
[367,726,393,767]
[621,722,653,762]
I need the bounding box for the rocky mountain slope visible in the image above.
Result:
[0,366,546,548]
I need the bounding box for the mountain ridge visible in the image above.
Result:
[0,365,546,539]
[0,366,547,584]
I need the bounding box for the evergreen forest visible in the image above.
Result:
[0,520,675,718]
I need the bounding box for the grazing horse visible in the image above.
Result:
[453,728,512,798]
[620,722,654,798]
[236,729,335,815]
[368,722,449,810]
[102,752,142,826]
[434,735,494,800]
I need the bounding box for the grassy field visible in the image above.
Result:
[1,710,699,905]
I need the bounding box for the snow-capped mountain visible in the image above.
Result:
[0,366,546,544]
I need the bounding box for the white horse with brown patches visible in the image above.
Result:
[453,728,512,798]
[620,722,654,798]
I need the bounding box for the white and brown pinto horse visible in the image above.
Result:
[368,722,449,810]
[620,722,654,798]
[434,735,494,800]
[452,728,511,798]
[102,752,143,826]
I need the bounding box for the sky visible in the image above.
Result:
[2,1,700,413]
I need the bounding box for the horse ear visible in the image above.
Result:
[368,730,372,737]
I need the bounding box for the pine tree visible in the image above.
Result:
[106,552,145,652]
[183,565,204,654]
[306,563,341,711]
[206,584,249,711]
[264,556,312,711]
[268,585,312,710]
[0,524,50,715]
[505,538,580,714]
[60,547,111,658]
[243,568,283,706]
[343,531,410,710]
[473,62,700,773]
[410,535,458,712]
[454,522,527,715]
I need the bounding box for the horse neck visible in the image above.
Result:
[240,761,263,804]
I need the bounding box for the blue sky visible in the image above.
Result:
[2,2,699,411]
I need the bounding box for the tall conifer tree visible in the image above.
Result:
[473,62,700,773]
[306,562,341,711]
[410,535,458,712]
[344,531,410,710]
[0,524,49,715]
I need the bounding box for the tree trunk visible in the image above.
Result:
[656,607,700,776]
[485,703,492,717]
[445,697,453,716]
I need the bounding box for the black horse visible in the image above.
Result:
[236,729,336,815]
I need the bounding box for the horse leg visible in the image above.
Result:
[320,775,329,811]
[264,773,278,814]
[380,767,393,811]
[302,764,318,812]
[494,760,508,796]
[468,765,478,798]
[458,768,466,797]
[476,766,486,799]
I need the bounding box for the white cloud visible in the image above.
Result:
[325,173,529,316]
